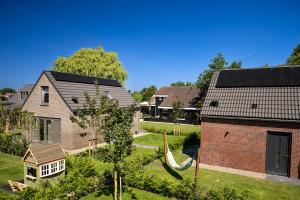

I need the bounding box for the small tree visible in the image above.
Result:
[287,43,300,65]
[172,98,183,136]
[70,84,107,156]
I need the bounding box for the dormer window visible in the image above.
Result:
[209,100,219,107]
[20,91,29,100]
[41,86,49,105]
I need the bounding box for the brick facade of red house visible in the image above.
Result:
[200,117,300,179]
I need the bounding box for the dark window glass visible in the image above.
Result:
[251,104,257,109]
[41,86,49,104]
[209,100,219,107]
[39,119,44,141]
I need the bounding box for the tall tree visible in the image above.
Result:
[196,53,228,108]
[170,81,194,86]
[286,43,300,65]
[131,92,142,103]
[228,61,242,69]
[52,46,128,85]
[140,85,157,102]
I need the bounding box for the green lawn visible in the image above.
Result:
[83,187,171,200]
[144,159,300,200]
[134,133,185,147]
[0,153,23,186]
[141,121,200,135]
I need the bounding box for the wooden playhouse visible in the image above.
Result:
[22,143,66,185]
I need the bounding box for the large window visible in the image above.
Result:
[41,86,49,104]
[40,159,65,177]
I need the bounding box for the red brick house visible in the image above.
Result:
[200,66,300,179]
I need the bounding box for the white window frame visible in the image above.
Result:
[40,159,65,177]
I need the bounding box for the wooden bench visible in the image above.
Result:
[8,180,28,192]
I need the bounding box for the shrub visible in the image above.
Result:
[0,132,28,156]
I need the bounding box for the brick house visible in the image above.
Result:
[22,71,138,150]
[200,66,300,179]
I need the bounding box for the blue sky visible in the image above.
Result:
[0,0,299,91]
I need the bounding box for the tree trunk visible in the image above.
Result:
[5,118,9,134]
[114,169,118,200]
[173,123,176,136]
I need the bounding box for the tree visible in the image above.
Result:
[100,99,136,200]
[52,46,128,85]
[286,43,300,65]
[0,88,16,95]
[170,81,194,86]
[172,98,183,136]
[131,92,142,103]
[228,61,242,69]
[140,85,157,102]
[196,53,227,96]
[70,84,107,157]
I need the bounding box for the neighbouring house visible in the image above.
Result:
[6,84,34,109]
[22,143,65,185]
[200,66,300,179]
[142,86,201,124]
[22,71,138,150]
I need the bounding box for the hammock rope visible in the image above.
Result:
[166,146,195,171]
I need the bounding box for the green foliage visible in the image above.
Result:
[101,100,137,166]
[140,85,157,102]
[228,61,242,69]
[172,99,184,123]
[196,53,242,108]
[287,43,300,65]
[131,91,142,102]
[52,46,128,85]
[171,81,194,86]
[0,133,28,156]
[0,88,16,95]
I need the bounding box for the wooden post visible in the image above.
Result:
[114,170,118,200]
[194,148,201,183]
[5,119,9,134]
[163,130,167,163]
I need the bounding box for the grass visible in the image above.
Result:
[0,153,23,186]
[141,121,200,136]
[134,133,185,147]
[83,186,171,200]
[143,158,300,200]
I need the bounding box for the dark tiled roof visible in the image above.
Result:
[155,86,201,108]
[45,71,135,110]
[201,66,300,121]
[25,143,65,165]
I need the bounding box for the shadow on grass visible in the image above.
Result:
[160,158,183,180]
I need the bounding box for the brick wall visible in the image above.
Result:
[200,117,300,179]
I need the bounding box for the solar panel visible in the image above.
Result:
[50,71,122,87]
[216,67,300,88]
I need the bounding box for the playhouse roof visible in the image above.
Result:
[23,143,65,165]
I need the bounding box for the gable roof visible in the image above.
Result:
[154,86,201,109]
[201,66,300,122]
[23,143,65,165]
[43,71,135,111]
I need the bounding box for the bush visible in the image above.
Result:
[0,132,28,156]
[141,122,200,136]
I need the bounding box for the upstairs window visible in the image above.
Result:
[20,91,29,100]
[41,86,49,104]
[251,103,258,109]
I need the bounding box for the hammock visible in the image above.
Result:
[166,146,195,171]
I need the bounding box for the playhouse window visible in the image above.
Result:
[59,160,65,171]
[51,162,58,174]
[27,166,37,178]
[41,164,49,176]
